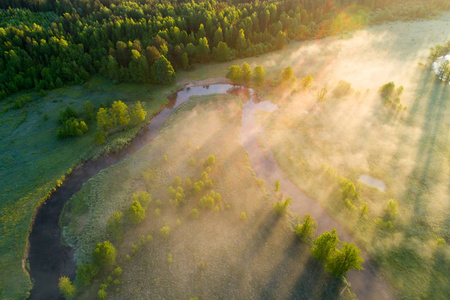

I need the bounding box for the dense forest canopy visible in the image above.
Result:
[1,0,448,98]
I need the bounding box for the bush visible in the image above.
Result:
[206,155,215,166]
[58,277,75,298]
[57,118,88,139]
[112,266,123,278]
[95,131,106,145]
[160,225,171,238]
[132,191,152,209]
[107,212,124,241]
[295,214,317,244]
[98,288,107,300]
[167,253,173,263]
[300,75,313,89]
[333,80,353,98]
[129,200,146,225]
[189,209,199,219]
[240,212,247,220]
[379,81,396,98]
[199,195,215,209]
[58,106,79,124]
[76,263,99,286]
[280,66,294,81]
[273,198,291,216]
[93,241,117,268]
[384,199,399,221]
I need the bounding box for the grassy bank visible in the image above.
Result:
[60,94,354,299]
[0,77,174,299]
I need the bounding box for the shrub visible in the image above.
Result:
[384,199,399,221]
[112,267,123,278]
[129,200,146,225]
[281,66,294,81]
[94,131,105,145]
[240,212,247,220]
[379,82,396,98]
[132,191,152,209]
[93,241,117,268]
[189,209,199,219]
[167,254,173,263]
[199,195,215,209]
[57,118,88,139]
[311,229,338,263]
[155,208,161,217]
[206,155,215,166]
[273,198,292,216]
[160,225,171,238]
[295,214,318,244]
[107,212,124,240]
[58,106,79,124]
[189,158,196,166]
[59,277,75,298]
[173,176,182,187]
[300,75,313,89]
[84,100,96,120]
[98,288,107,300]
[76,263,99,286]
[333,80,353,98]
[360,203,368,217]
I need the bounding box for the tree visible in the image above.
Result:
[281,66,294,81]
[240,62,252,83]
[327,242,364,277]
[181,52,189,70]
[273,198,291,216]
[129,101,147,125]
[379,81,395,98]
[76,263,99,286]
[295,214,318,244]
[384,199,398,221]
[300,75,313,89]
[111,100,130,127]
[58,277,75,298]
[153,55,175,84]
[253,65,265,85]
[197,37,210,62]
[84,100,95,120]
[213,27,223,47]
[226,65,242,84]
[276,31,288,49]
[129,200,146,225]
[97,107,111,132]
[236,29,247,53]
[93,241,117,268]
[311,229,339,263]
[215,41,230,62]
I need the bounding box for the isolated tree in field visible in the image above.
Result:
[59,276,75,298]
[253,65,265,85]
[379,81,395,98]
[93,241,116,268]
[327,242,364,277]
[227,65,242,84]
[281,66,294,81]
[153,55,175,84]
[295,214,318,244]
[129,200,146,225]
[311,229,339,263]
[241,62,252,83]
[301,75,313,89]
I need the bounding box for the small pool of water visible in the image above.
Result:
[358,174,387,191]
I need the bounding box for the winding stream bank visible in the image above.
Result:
[27,84,394,299]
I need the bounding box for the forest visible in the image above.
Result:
[1,0,449,98]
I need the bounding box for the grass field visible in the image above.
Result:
[60,94,354,299]
[0,77,174,299]
[254,14,450,300]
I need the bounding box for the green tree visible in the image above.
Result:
[295,214,318,244]
[213,27,223,46]
[236,29,247,53]
[153,55,175,84]
[76,263,99,286]
[384,199,398,221]
[215,41,230,62]
[129,200,146,225]
[181,52,189,70]
[311,229,339,263]
[276,31,288,49]
[227,65,242,84]
[327,242,364,277]
[281,66,294,81]
[197,37,210,62]
[84,100,95,120]
[93,241,117,268]
[273,198,291,216]
[58,276,75,298]
[129,101,147,125]
[240,62,252,83]
[253,65,265,85]
[111,100,130,127]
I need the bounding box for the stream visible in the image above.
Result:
[27,84,394,299]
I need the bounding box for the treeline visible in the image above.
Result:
[1,0,449,99]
